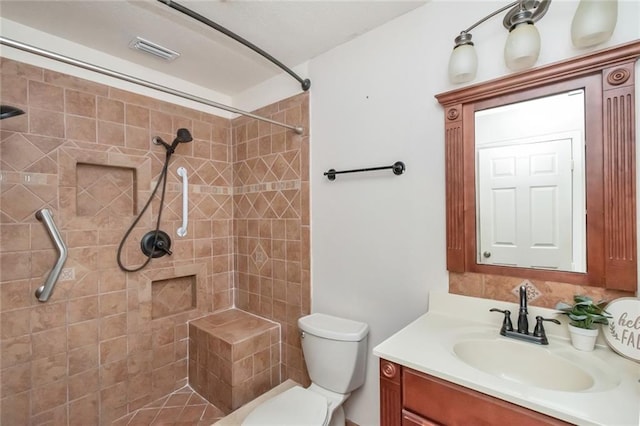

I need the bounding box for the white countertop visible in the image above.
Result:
[373,292,640,426]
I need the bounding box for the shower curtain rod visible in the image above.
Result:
[157,0,311,92]
[0,37,304,135]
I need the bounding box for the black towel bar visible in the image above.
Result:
[324,161,405,181]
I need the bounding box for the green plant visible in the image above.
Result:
[556,295,612,330]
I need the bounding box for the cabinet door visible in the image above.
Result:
[403,369,570,426]
[402,409,441,426]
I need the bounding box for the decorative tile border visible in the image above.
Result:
[163,180,301,196]
[0,171,56,185]
[234,180,301,195]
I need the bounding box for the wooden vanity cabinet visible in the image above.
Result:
[379,359,572,426]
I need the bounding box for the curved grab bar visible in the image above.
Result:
[177,167,188,237]
[35,208,68,302]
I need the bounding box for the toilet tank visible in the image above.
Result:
[298,313,369,394]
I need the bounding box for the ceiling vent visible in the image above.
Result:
[129,37,180,62]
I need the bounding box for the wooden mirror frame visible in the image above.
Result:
[435,41,640,292]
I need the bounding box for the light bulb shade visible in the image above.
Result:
[448,44,478,84]
[504,23,541,71]
[571,0,618,48]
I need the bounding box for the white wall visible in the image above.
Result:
[306,1,640,425]
[308,5,447,425]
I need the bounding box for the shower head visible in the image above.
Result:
[174,128,193,144]
[0,105,25,120]
[153,128,193,154]
[169,128,193,151]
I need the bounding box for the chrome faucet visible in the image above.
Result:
[490,286,560,345]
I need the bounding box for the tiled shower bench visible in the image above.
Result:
[188,309,280,413]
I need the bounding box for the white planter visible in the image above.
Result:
[568,324,599,351]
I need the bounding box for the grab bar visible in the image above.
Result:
[177,167,188,237]
[35,208,68,302]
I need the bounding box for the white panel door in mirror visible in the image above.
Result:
[478,138,574,269]
[475,90,586,273]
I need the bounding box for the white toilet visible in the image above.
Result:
[242,313,369,426]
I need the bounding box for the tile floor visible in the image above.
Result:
[111,385,226,426]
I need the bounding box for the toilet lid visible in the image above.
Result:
[242,386,328,426]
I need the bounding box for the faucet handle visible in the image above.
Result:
[533,316,561,344]
[489,308,514,335]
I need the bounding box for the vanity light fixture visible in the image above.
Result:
[448,0,619,84]
[448,0,550,84]
[129,36,181,62]
[571,0,618,48]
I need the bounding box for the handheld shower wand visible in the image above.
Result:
[153,128,193,154]
[117,128,193,272]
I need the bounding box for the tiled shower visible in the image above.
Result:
[0,57,310,425]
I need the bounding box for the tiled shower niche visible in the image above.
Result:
[76,163,136,217]
[58,146,152,232]
[152,275,197,319]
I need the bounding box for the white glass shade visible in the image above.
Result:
[504,23,541,72]
[571,0,618,48]
[448,44,477,84]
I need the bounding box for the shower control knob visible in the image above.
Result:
[156,240,172,256]
[140,230,173,258]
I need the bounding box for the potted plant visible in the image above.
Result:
[556,295,612,351]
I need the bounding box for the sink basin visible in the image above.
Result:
[454,339,595,391]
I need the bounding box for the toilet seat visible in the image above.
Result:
[241,386,329,426]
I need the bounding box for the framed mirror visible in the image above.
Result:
[436,41,640,292]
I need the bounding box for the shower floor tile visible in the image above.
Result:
[111,385,226,426]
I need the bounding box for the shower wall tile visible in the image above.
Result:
[0,57,235,425]
[97,97,125,123]
[66,115,97,142]
[232,92,311,387]
[29,108,66,138]
[29,80,64,111]
[1,73,28,104]
[126,104,150,128]
[1,56,309,423]
[125,124,150,150]
[66,89,97,117]
[97,121,125,146]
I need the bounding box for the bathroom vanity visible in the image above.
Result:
[373,293,640,426]
[379,360,569,425]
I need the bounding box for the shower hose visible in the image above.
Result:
[116,149,173,272]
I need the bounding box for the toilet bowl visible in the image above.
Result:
[241,313,369,426]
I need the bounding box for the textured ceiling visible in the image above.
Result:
[0,0,427,96]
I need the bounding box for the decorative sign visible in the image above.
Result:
[603,298,640,362]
